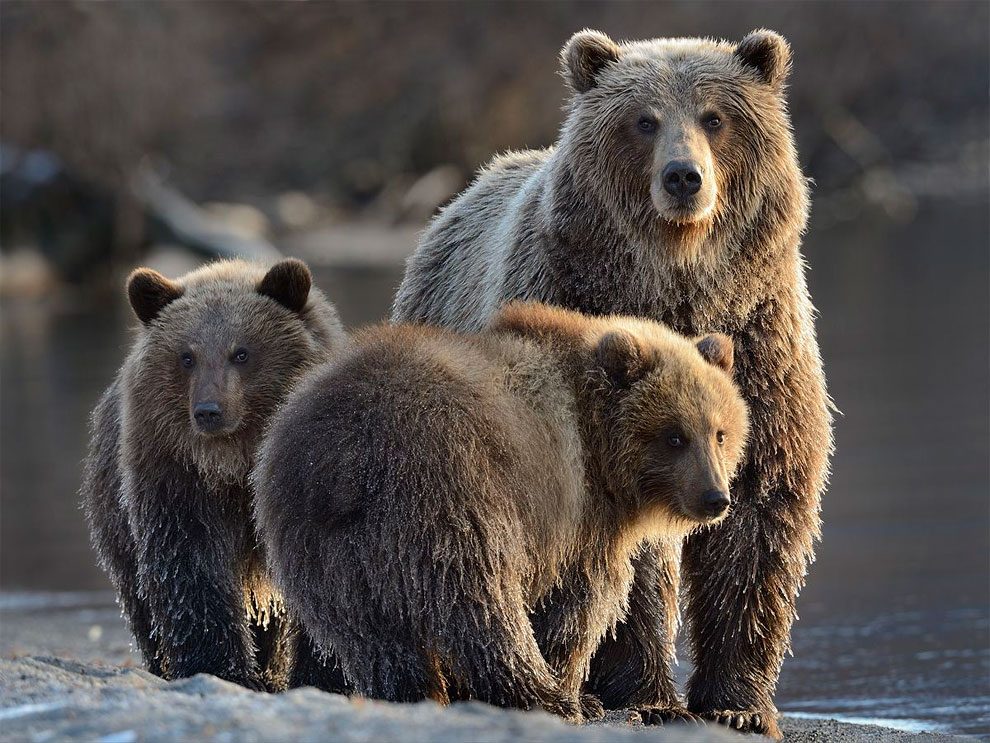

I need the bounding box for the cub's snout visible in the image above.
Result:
[192,401,224,434]
[700,489,731,519]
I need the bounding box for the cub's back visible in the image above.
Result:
[255,325,535,547]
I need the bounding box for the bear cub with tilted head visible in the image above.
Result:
[82,258,348,691]
[254,301,749,722]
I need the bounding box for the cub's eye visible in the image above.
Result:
[702,113,722,130]
[667,432,686,448]
[180,352,195,369]
[637,116,658,134]
[232,348,249,364]
[716,430,725,445]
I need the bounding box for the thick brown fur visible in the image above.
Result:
[392,29,832,739]
[254,301,748,723]
[81,258,349,692]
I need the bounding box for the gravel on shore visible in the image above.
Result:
[0,593,970,743]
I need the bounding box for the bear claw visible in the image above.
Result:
[579,693,606,721]
[638,705,703,726]
[701,709,779,739]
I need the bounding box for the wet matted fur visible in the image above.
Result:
[392,29,833,739]
[254,301,748,723]
[81,258,349,691]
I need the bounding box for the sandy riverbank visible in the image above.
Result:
[0,592,970,743]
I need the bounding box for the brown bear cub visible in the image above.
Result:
[81,258,349,692]
[394,29,833,738]
[254,301,749,722]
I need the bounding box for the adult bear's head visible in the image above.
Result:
[559,28,804,266]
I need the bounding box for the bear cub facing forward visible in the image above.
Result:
[255,301,749,720]
[82,258,347,691]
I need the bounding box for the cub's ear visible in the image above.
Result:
[696,333,734,374]
[735,29,792,89]
[562,29,621,93]
[258,258,312,313]
[127,268,183,325]
[597,331,651,388]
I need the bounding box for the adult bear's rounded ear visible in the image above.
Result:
[258,258,312,313]
[127,268,184,325]
[735,29,792,90]
[696,333,735,374]
[597,330,650,388]
[562,29,621,93]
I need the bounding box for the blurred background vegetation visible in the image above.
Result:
[1,2,988,735]
[1,0,987,290]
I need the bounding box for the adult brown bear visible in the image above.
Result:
[392,29,833,739]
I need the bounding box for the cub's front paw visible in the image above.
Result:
[224,671,268,692]
[579,692,606,722]
[700,709,781,740]
[247,675,269,692]
[638,704,702,726]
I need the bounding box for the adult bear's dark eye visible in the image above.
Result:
[667,432,686,448]
[232,348,249,364]
[637,116,658,134]
[716,430,725,445]
[703,112,722,130]
[180,352,195,369]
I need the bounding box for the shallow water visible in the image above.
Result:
[1,201,987,737]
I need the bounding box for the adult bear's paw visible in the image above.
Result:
[701,709,781,739]
[579,693,606,721]
[638,704,702,726]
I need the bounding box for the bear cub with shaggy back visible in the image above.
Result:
[255,302,749,723]
[82,258,348,691]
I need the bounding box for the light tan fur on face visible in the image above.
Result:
[492,302,749,541]
[563,32,795,266]
[649,113,718,223]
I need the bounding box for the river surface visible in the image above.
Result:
[1,202,987,737]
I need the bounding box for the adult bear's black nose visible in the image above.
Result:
[701,489,730,517]
[193,401,224,433]
[662,161,703,198]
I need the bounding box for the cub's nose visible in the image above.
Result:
[193,401,224,433]
[701,489,730,517]
[662,160,703,198]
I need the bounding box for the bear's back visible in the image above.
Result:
[392,147,556,330]
[255,322,586,559]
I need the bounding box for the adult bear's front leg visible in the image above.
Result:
[682,340,830,741]
[128,466,261,689]
[682,495,815,740]
[586,540,683,713]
